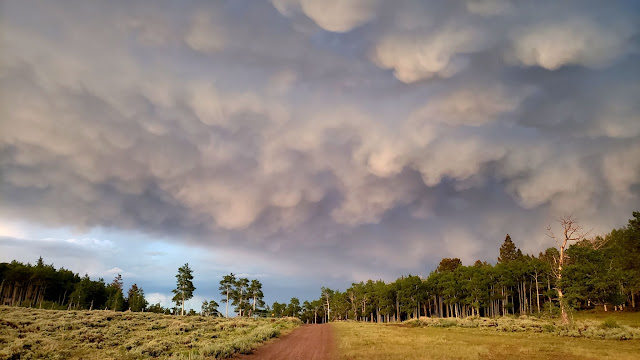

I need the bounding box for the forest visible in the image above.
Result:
[0,258,267,318]
[0,258,146,313]
[291,212,640,324]
[1,212,639,325]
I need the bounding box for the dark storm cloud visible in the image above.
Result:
[1,0,639,281]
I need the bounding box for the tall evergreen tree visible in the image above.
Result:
[247,279,265,316]
[498,234,521,263]
[219,273,236,317]
[201,299,220,317]
[233,277,250,316]
[172,263,195,316]
[127,283,147,312]
[106,274,124,311]
[436,258,462,273]
[286,297,301,317]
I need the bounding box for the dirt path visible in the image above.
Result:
[237,324,335,360]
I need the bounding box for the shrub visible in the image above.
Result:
[542,324,556,333]
[436,319,457,328]
[600,318,621,329]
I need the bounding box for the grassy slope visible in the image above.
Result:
[333,321,640,360]
[0,306,300,359]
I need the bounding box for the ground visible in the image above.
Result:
[2,306,640,359]
[333,321,640,360]
[0,306,300,359]
[238,324,334,360]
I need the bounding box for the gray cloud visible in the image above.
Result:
[1,0,639,285]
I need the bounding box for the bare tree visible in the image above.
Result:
[546,215,590,324]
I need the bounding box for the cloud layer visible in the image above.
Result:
[1,0,639,283]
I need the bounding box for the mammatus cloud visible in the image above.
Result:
[1,0,639,284]
[185,13,226,53]
[465,0,513,16]
[508,17,634,70]
[272,0,379,33]
[371,26,487,82]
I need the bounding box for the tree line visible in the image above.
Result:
[167,266,267,317]
[0,257,146,312]
[3,212,637,323]
[289,212,639,324]
[0,259,267,318]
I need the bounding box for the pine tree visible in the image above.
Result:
[219,273,236,317]
[233,277,250,316]
[127,284,147,312]
[172,263,195,316]
[106,274,124,311]
[201,299,220,317]
[436,258,462,272]
[498,234,521,263]
[247,279,265,316]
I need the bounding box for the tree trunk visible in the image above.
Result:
[181,292,185,316]
[11,283,19,306]
[558,288,569,323]
[535,273,540,313]
[226,288,229,318]
[528,281,533,314]
[501,287,505,316]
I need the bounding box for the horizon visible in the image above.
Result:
[1,0,639,312]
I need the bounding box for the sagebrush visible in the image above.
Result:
[0,306,301,359]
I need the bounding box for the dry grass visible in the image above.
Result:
[0,306,301,359]
[572,310,640,328]
[404,315,640,340]
[333,321,640,360]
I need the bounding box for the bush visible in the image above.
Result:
[405,315,640,340]
[542,324,556,333]
[600,318,621,329]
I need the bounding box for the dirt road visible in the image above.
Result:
[237,324,335,360]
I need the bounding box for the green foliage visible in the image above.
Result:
[285,297,301,317]
[436,258,462,273]
[201,299,220,317]
[306,212,640,324]
[219,273,236,318]
[127,283,148,312]
[105,274,124,311]
[601,318,621,329]
[405,316,640,340]
[218,275,265,318]
[172,263,195,316]
[498,234,522,263]
[0,258,150,313]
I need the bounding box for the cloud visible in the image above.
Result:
[1,0,639,291]
[466,0,513,16]
[185,12,226,53]
[508,17,634,70]
[408,85,529,126]
[371,26,487,82]
[272,0,379,33]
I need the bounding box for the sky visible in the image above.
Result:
[1,0,639,311]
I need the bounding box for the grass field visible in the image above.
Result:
[334,319,640,360]
[0,306,301,359]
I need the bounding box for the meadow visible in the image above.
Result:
[334,314,640,360]
[0,306,301,359]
